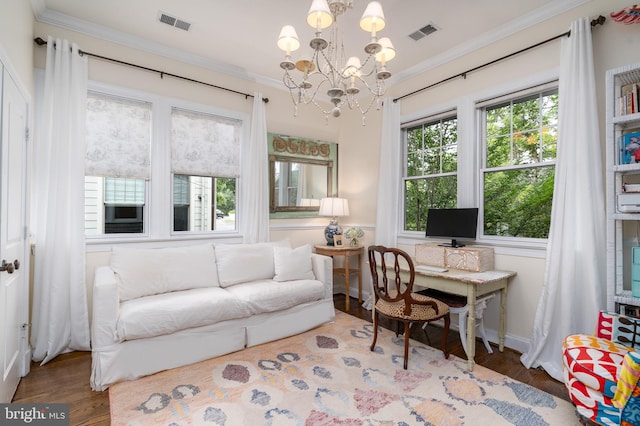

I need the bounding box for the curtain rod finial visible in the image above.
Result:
[591,15,606,27]
[34,37,47,46]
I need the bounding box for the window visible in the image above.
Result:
[84,87,245,238]
[170,108,240,233]
[480,87,558,239]
[403,114,457,231]
[85,92,151,235]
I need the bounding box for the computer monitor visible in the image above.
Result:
[425,208,478,248]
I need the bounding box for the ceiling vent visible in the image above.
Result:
[408,23,438,41]
[158,11,192,32]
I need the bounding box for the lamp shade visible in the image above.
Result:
[307,0,334,30]
[343,56,362,77]
[319,197,350,217]
[374,37,396,62]
[359,1,386,33]
[277,25,301,52]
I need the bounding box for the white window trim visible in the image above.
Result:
[85,80,248,248]
[398,68,559,257]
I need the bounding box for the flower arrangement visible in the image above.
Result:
[344,227,364,246]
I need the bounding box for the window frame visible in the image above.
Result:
[478,84,558,246]
[85,81,248,247]
[401,110,459,233]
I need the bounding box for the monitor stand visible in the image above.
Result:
[438,239,466,248]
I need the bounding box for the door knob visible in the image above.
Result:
[0,259,18,274]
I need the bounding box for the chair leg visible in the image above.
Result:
[370,311,379,352]
[403,321,410,369]
[421,322,433,346]
[458,306,469,358]
[441,313,450,359]
[478,318,493,353]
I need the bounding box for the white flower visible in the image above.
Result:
[344,227,364,240]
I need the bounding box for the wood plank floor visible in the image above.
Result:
[12,294,570,425]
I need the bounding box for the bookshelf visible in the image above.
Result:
[606,62,640,315]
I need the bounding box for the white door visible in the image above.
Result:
[0,65,29,403]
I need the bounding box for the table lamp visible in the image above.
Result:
[319,197,350,245]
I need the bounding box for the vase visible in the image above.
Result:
[350,238,359,247]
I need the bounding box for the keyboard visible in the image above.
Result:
[415,265,449,273]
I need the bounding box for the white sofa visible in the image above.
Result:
[90,241,335,391]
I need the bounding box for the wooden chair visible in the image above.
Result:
[368,245,451,369]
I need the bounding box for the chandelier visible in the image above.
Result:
[277,0,395,124]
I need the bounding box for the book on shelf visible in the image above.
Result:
[619,131,640,165]
[619,82,639,115]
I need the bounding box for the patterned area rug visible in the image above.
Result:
[109,311,579,425]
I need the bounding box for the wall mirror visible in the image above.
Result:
[268,133,338,218]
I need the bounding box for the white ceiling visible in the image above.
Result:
[32,0,590,88]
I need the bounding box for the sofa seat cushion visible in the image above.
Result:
[563,333,632,423]
[224,279,325,315]
[116,287,249,341]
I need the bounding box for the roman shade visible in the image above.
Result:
[171,108,241,177]
[85,92,152,179]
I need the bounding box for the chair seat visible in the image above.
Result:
[563,333,632,424]
[375,292,450,321]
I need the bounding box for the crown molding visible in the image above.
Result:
[389,0,592,85]
[32,6,283,91]
[33,0,591,93]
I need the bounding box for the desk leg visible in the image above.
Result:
[499,284,507,352]
[466,287,477,371]
[344,255,351,312]
[357,253,362,304]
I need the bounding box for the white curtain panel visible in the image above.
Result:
[520,18,606,381]
[240,92,269,243]
[362,98,402,310]
[375,97,402,247]
[31,37,91,363]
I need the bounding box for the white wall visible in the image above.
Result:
[372,0,640,351]
[30,0,640,354]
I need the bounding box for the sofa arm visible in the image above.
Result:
[312,253,333,299]
[91,266,121,348]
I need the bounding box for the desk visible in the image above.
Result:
[314,244,364,311]
[401,267,516,371]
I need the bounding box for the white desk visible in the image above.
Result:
[399,267,516,371]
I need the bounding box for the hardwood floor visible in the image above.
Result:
[12,294,570,425]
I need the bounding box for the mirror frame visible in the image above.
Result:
[268,133,338,218]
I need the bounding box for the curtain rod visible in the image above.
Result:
[393,15,606,103]
[33,37,269,104]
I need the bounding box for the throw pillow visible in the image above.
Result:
[273,244,316,282]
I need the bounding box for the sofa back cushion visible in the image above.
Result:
[111,243,219,301]
[273,244,316,282]
[215,240,290,287]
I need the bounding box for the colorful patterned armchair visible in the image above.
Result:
[563,311,640,425]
